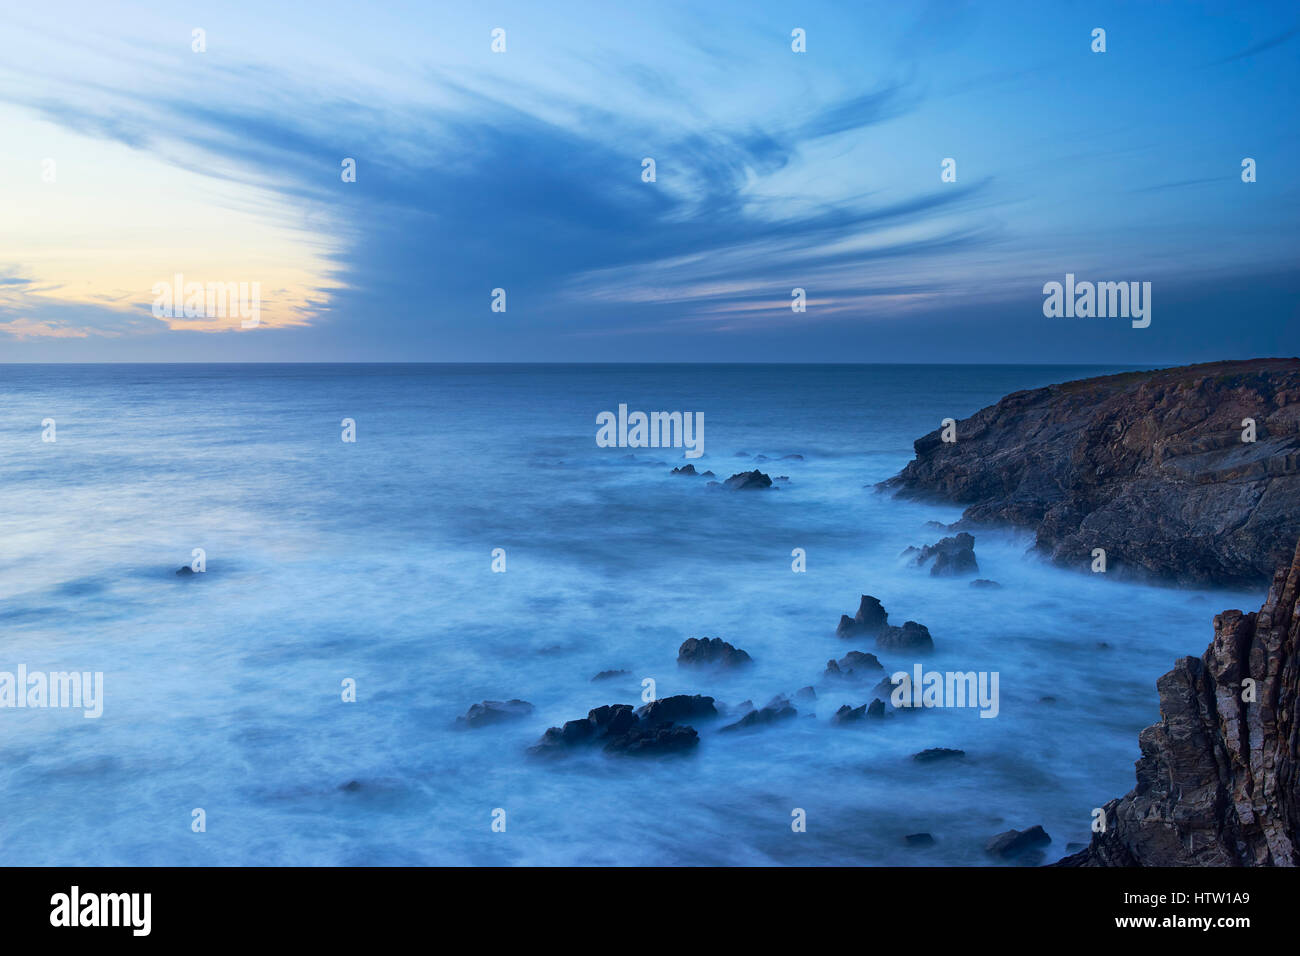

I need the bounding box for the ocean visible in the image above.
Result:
[0,364,1263,865]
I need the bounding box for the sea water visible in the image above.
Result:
[0,364,1262,865]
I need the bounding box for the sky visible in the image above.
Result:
[0,0,1296,363]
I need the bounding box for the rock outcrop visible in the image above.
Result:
[908,532,978,576]
[455,699,534,729]
[881,359,1300,586]
[1056,537,1300,866]
[722,470,773,490]
[528,703,699,757]
[677,637,752,668]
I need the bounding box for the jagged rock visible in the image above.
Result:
[970,579,1002,589]
[677,637,752,668]
[670,464,698,475]
[701,470,715,477]
[528,703,699,758]
[603,723,699,755]
[912,532,979,576]
[795,686,817,702]
[824,650,884,680]
[881,359,1300,587]
[913,747,965,763]
[591,669,630,682]
[836,595,889,637]
[831,699,886,725]
[456,699,534,729]
[723,470,773,490]
[1055,537,1300,866]
[636,694,717,724]
[986,825,1051,858]
[877,621,934,652]
[720,694,796,732]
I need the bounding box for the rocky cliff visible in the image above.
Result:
[1056,537,1300,866]
[881,359,1300,587]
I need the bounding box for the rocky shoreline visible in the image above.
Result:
[1056,536,1300,866]
[880,359,1300,587]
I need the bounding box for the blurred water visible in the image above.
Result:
[0,364,1262,865]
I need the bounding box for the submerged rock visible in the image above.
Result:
[175,566,197,577]
[677,637,752,668]
[824,650,884,680]
[877,620,934,652]
[723,469,773,490]
[904,832,935,846]
[970,579,1002,589]
[528,703,699,758]
[986,825,1051,858]
[456,699,534,729]
[913,747,965,763]
[720,694,797,732]
[636,694,717,724]
[911,532,979,577]
[591,669,630,682]
[831,699,886,725]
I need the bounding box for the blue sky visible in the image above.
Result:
[0,0,1296,362]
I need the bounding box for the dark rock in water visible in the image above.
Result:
[720,694,796,732]
[880,359,1300,588]
[339,780,362,792]
[528,703,699,758]
[175,566,196,577]
[774,475,789,482]
[912,532,979,577]
[733,699,754,715]
[873,674,900,699]
[1055,537,1300,866]
[913,747,965,763]
[986,825,1051,858]
[794,685,817,702]
[603,723,699,755]
[831,703,867,725]
[905,832,935,846]
[779,454,804,461]
[670,464,698,475]
[970,579,1002,589]
[877,620,934,652]
[1039,696,1057,703]
[591,669,630,682]
[1066,842,1086,852]
[678,636,752,668]
[723,469,773,490]
[836,595,889,637]
[456,699,534,729]
[636,694,716,725]
[831,699,886,725]
[824,650,884,680]
[923,520,949,530]
[753,454,769,462]
[701,470,715,477]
